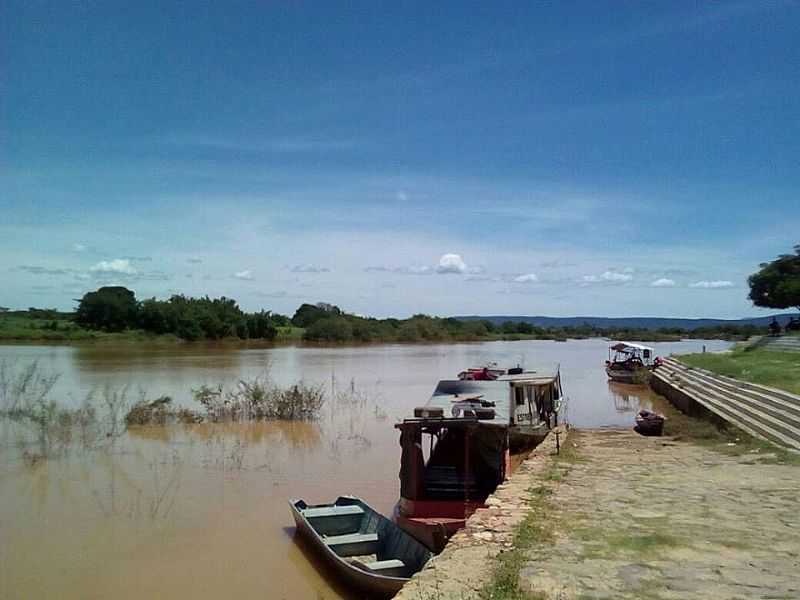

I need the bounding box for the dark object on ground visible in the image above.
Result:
[769,318,782,336]
[634,409,665,436]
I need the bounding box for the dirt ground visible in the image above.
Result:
[519,429,800,600]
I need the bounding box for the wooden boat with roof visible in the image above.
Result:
[394,366,563,552]
[605,342,657,384]
[289,496,432,596]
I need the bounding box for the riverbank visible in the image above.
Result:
[1,311,755,345]
[679,346,800,396]
[399,417,799,599]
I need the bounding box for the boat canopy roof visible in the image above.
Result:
[610,342,654,353]
[413,368,561,428]
[497,371,560,384]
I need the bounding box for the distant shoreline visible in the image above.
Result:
[1,308,767,346]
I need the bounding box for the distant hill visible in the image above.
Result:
[456,313,798,331]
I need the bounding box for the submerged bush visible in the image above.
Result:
[191,376,325,422]
[123,375,325,425]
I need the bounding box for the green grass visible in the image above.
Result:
[275,326,305,341]
[0,315,183,343]
[479,486,552,600]
[478,441,580,600]
[679,347,800,396]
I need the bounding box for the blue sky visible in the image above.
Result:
[2,1,799,318]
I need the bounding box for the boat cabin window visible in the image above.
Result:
[515,386,525,406]
[643,349,651,359]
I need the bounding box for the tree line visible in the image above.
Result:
[75,287,289,341]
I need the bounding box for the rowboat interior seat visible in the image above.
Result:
[302,504,365,536]
[323,532,380,557]
[362,559,406,577]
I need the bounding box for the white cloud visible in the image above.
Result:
[436,253,467,274]
[234,270,254,280]
[581,270,633,285]
[689,280,733,289]
[513,273,539,283]
[72,243,87,252]
[407,265,433,275]
[364,265,432,275]
[90,259,137,276]
[601,271,633,282]
[291,264,330,273]
[651,278,676,287]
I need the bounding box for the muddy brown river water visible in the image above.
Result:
[0,338,731,599]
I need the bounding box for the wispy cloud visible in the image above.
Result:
[233,270,254,281]
[187,257,203,264]
[17,265,74,276]
[582,270,633,284]
[689,280,734,289]
[159,134,359,154]
[513,273,539,283]
[364,265,433,275]
[90,259,137,276]
[291,264,331,273]
[121,255,152,263]
[651,278,676,287]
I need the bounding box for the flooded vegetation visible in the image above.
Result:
[0,339,731,599]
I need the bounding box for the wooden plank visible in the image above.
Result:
[324,532,379,557]
[302,505,364,519]
[365,559,406,576]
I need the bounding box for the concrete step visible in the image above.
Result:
[652,370,800,451]
[657,366,800,445]
[759,335,800,352]
[662,357,800,409]
[660,359,800,423]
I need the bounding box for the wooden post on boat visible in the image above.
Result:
[463,424,470,515]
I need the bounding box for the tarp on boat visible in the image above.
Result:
[424,380,513,426]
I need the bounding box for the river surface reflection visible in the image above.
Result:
[0,338,730,599]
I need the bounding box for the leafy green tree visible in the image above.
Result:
[501,320,517,334]
[748,244,800,312]
[246,311,277,340]
[75,287,139,332]
[292,302,342,328]
[303,316,353,341]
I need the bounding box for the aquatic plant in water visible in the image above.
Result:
[0,360,130,459]
[191,375,325,422]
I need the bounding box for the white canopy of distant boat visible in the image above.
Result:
[605,342,660,384]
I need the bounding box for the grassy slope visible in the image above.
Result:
[679,347,800,396]
[0,315,181,343]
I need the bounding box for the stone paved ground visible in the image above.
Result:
[520,429,800,600]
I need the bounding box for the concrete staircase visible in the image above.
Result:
[654,357,800,451]
[758,334,800,353]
